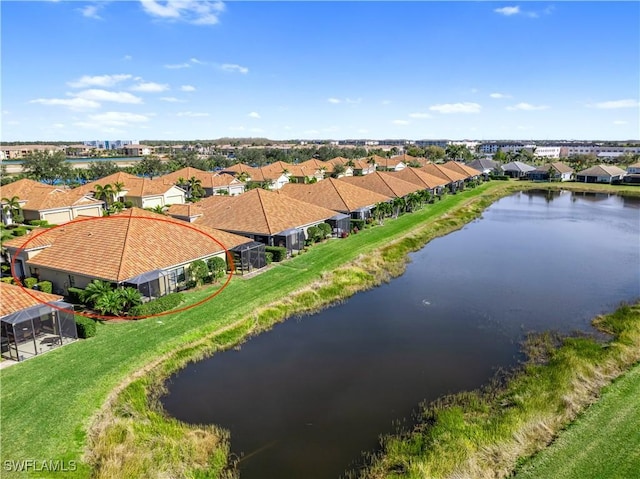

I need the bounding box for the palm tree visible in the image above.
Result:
[81,280,114,307]
[188,176,204,201]
[112,181,125,203]
[94,290,125,316]
[94,184,115,208]
[331,164,346,178]
[146,205,166,215]
[237,172,250,183]
[392,197,405,218]
[117,287,142,313]
[1,195,22,225]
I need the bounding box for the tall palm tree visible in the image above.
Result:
[392,197,405,218]
[188,176,204,201]
[81,280,113,306]
[94,184,115,208]
[112,181,125,203]
[1,196,22,225]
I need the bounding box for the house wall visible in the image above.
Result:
[164,192,185,205]
[41,210,74,225]
[228,184,245,196]
[628,166,640,174]
[73,205,102,218]
[35,268,96,295]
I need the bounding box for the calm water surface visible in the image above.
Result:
[162,190,640,479]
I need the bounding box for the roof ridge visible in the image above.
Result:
[329,178,350,210]
[115,211,136,281]
[255,189,276,235]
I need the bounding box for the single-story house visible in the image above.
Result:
[1,179,104,225]
[467,158,500,176]
[624,162,640,184]
[420,163,467,192]
[4,208,253,298]
[339,171,423,199]
[502,161,536,178]
[575,165,626,184]
[375,155,407,172]
[280,177,391,220]
[194,188,342,253]
[74,172,186,208]
[440,161,482,182]
[286,164,326,183]
[158,167,246,196]
[389,167,449,194]
[166,203,204,223]
[527,162,574,182]
[0,282,77,362]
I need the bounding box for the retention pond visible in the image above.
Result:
[162,190,640,479]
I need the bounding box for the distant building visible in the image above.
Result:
[0,144,62,160]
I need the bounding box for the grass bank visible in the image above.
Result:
[0,180,636,478]
[357,303,640,479]
[514,361,640,479]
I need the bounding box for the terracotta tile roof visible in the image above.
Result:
[285,164,323,179]
[420,163,468,182]
[280,178,391,212]
[26,208,250,282]
[296,159,333,172]
[124,178,184,197]
[166,203,204,219]
[158,167,242,189]
[377,155,407,169]
[339,172,423,198]
[1,179,55,201]
[73,172,141,196]
[221,163,257,175]
[441,161,482,179]
[0,282,64,317]
[577,164,626,177]
[196,188,338,236]
[260,161,294,176]
[389,167,450,189]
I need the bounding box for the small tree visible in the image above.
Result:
[207,257,227,281]
[306,225,322,244]
[188,259,209,286]
[318,223,332,239]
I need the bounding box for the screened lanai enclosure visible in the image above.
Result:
[1,302,77,362]
[230,242,266,275]
[326,214,350,236]
[124,269,171,299]
[273,228,306,253]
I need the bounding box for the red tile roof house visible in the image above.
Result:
[193,189,341,254]
[74,172,186,209]
[324,157,355,177]
[420,163,468,193]
[388,167,450,196]
[1,178,104,225]
[3,208,252,299]
[339,171,424,199]
[157,167,246,197]
[0,282,76,362]
[279,177,391,220]
[375,155,408,172]
[221,163,291,190]
[440,161,483,182]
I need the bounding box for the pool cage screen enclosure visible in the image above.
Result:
[1,302,77,362]
[230,242,266,275]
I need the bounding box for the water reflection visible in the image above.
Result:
[162,191,639,479]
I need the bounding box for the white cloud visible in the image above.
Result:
[506,102,550,111]
[77,111,150,129]
[68,74,132,88]
[328,98,341,104]
[176,111,210,117]
[494,6,520,16]
[393,119,410,125]
[248,112,261,119]
[591,99,640,109]
[164,62,191,69]
[613,120,628,125]
[160,97,185,103]
[130,82,169,92]
[139,0,225,25]
[220,63,249,74]
[191,57,205,65]
[74,89,143,104]
[30,97,101,110]
[79,4,103,19]
[430,102,482,114]
[490,92,511,99]
[181,85,196,92]
[409,112,432,119]
[123,55,133,61]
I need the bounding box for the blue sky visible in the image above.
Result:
[2,1,638,142]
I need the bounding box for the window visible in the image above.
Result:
[68,275,75,287]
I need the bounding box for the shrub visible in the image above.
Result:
[265,252,273,265]
[306,226,322,244]
[188,259,209,286]
[12,227,27,237]
[37,281,53,294]
[1,277,15,284]
[318,222,332,238]
[128,293,184,317]
[27,220,50,227]
[123,200,134,208]
[350,219,365,232]
[207,257,227,281]
[67,287,86,304]
[490,174,510,181]
[23,277,38,289]
[265,246,287,262]
[75,316,97,338]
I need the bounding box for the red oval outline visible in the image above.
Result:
[9,215,236,321]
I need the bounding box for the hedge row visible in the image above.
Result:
[128,293,184,317]
[75,316,97,338]
[265,246,287,262]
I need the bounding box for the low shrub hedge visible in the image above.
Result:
[128,293,184,317]
[75,316,97,338]
[23,277,38,289]
[265,252,273,265]
[350,219,365,232]
[265,246,287,262]
[27,220,51,227]
[67,287,86,303]
[36,281,53,294]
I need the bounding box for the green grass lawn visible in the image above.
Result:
[0,180,637,478]
[514,362,640,479]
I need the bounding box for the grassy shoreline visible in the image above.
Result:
[0,180,638,478]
